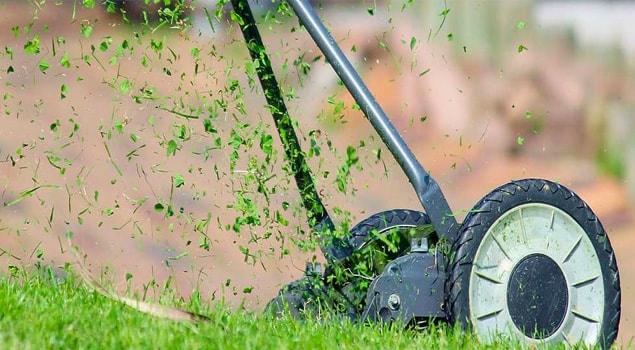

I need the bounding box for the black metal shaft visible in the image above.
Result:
[286,0,459,241]
[230,0,353,260]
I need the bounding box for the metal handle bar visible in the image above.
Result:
[286,0,458,241]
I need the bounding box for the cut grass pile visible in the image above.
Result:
[0,268,550,349]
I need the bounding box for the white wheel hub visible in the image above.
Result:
[468,203,605,346]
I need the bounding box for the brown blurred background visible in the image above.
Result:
[1,0,634,346]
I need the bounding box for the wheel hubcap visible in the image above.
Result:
[468,203,605,345]
[507,253,568,338]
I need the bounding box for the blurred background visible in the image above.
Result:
[0,0,633,345]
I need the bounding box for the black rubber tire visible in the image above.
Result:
[446,179,621,348]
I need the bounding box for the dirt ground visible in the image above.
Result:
[1,2,633,346]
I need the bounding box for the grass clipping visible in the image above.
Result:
[66,235,210,322]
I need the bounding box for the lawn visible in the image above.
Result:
[0,267,530,349]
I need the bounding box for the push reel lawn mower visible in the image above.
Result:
[229,0,621,347]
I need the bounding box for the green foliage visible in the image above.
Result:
[23,34,41,54]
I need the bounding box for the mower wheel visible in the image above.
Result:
[447,179,620,348]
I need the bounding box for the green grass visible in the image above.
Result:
[0,269,553,349]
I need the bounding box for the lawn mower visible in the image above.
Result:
[229,0,621,347]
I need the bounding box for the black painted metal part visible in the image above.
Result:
[361,240,446,324]
[229,0,350,261]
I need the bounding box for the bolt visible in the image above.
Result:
[388,294,400,310]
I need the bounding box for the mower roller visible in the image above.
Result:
[229,0,621,347]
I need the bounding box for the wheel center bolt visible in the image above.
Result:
[388,294,401,310]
